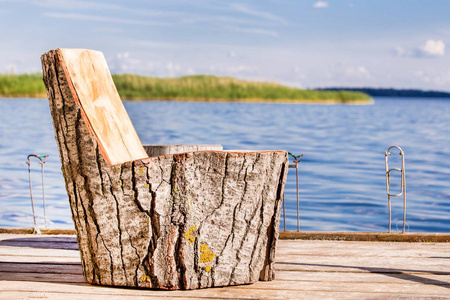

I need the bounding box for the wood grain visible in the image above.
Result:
[59,48,148,166]
[1,235,449,299]
[144,144,223,157]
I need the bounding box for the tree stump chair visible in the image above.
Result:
[41,48,289,290]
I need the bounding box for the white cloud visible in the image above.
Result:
[109,52,195,78]
[109,52,142,73]
[166,62,181,76]
[228,26,278,37]
[314,1,329,8]
[5,63,17,74]
[413,70,430,82]
[186,67,196,75]
[393,46,406,57]
[117,52,130,60]
[433,72,450,86]
[421,40,445,57]
[393,40,445,58]
[32,0,123,11]
[413,70,425,77]
[94,27,124,34]
[208,64,257,76]
[180,15,265,27]
[344,66,373,80]
[313,62,374,87]
[413,70,450,86]
[229,3,286,24]
[43,12,170,26]
[125,39,179,49]
[0,58,40,74]
[35,0,185,20]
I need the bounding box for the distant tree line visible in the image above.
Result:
[316,87,450,99]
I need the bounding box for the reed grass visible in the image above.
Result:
[0,73,47,98]
[112,74,371,103]
[0,73,371,103]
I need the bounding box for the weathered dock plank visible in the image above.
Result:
[279,231,450,242]
[0,233,449,299]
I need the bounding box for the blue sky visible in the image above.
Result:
[1,0,450,91]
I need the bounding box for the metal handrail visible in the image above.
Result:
[282,153,303,231]
[26,154,49,234]
[385,146,406,233]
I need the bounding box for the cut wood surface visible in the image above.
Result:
[144,144,223,157]
[58,48,148,166]
[1,234,449,299]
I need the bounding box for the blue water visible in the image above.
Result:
[1,97,449,232]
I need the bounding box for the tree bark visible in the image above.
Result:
[41,49,289,290]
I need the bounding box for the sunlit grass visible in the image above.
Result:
[112,74,371,103]
[0,73,371,103]
[0,73,47,98]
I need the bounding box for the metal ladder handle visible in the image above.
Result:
[26,154,49,233]
[282,163,300,232]
[387,145,404,155]
[40,159,48,228]
[26,160,39,234]
[288,163,300,232]
[386,168,404,196]
[281,153,303,232]
[385,146,406,233]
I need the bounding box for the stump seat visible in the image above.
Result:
[41,48,288,290]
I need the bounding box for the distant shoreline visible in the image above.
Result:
[2,73,449,102]
[318,87,450,99]
[0,96,374,105]
[120,97,374,105]
[0,73,371,104]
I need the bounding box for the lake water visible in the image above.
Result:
[1,97,449,232]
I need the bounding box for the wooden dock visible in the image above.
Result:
[1,233,449,299]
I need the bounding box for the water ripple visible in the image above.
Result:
[1,97,450,232]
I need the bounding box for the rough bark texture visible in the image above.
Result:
[143,144,223,157]
[41,49,289,290]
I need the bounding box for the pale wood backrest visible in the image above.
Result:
[59,48,148,165]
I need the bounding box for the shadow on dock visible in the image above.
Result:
[0,236,78,250]
[277,261,450,289]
